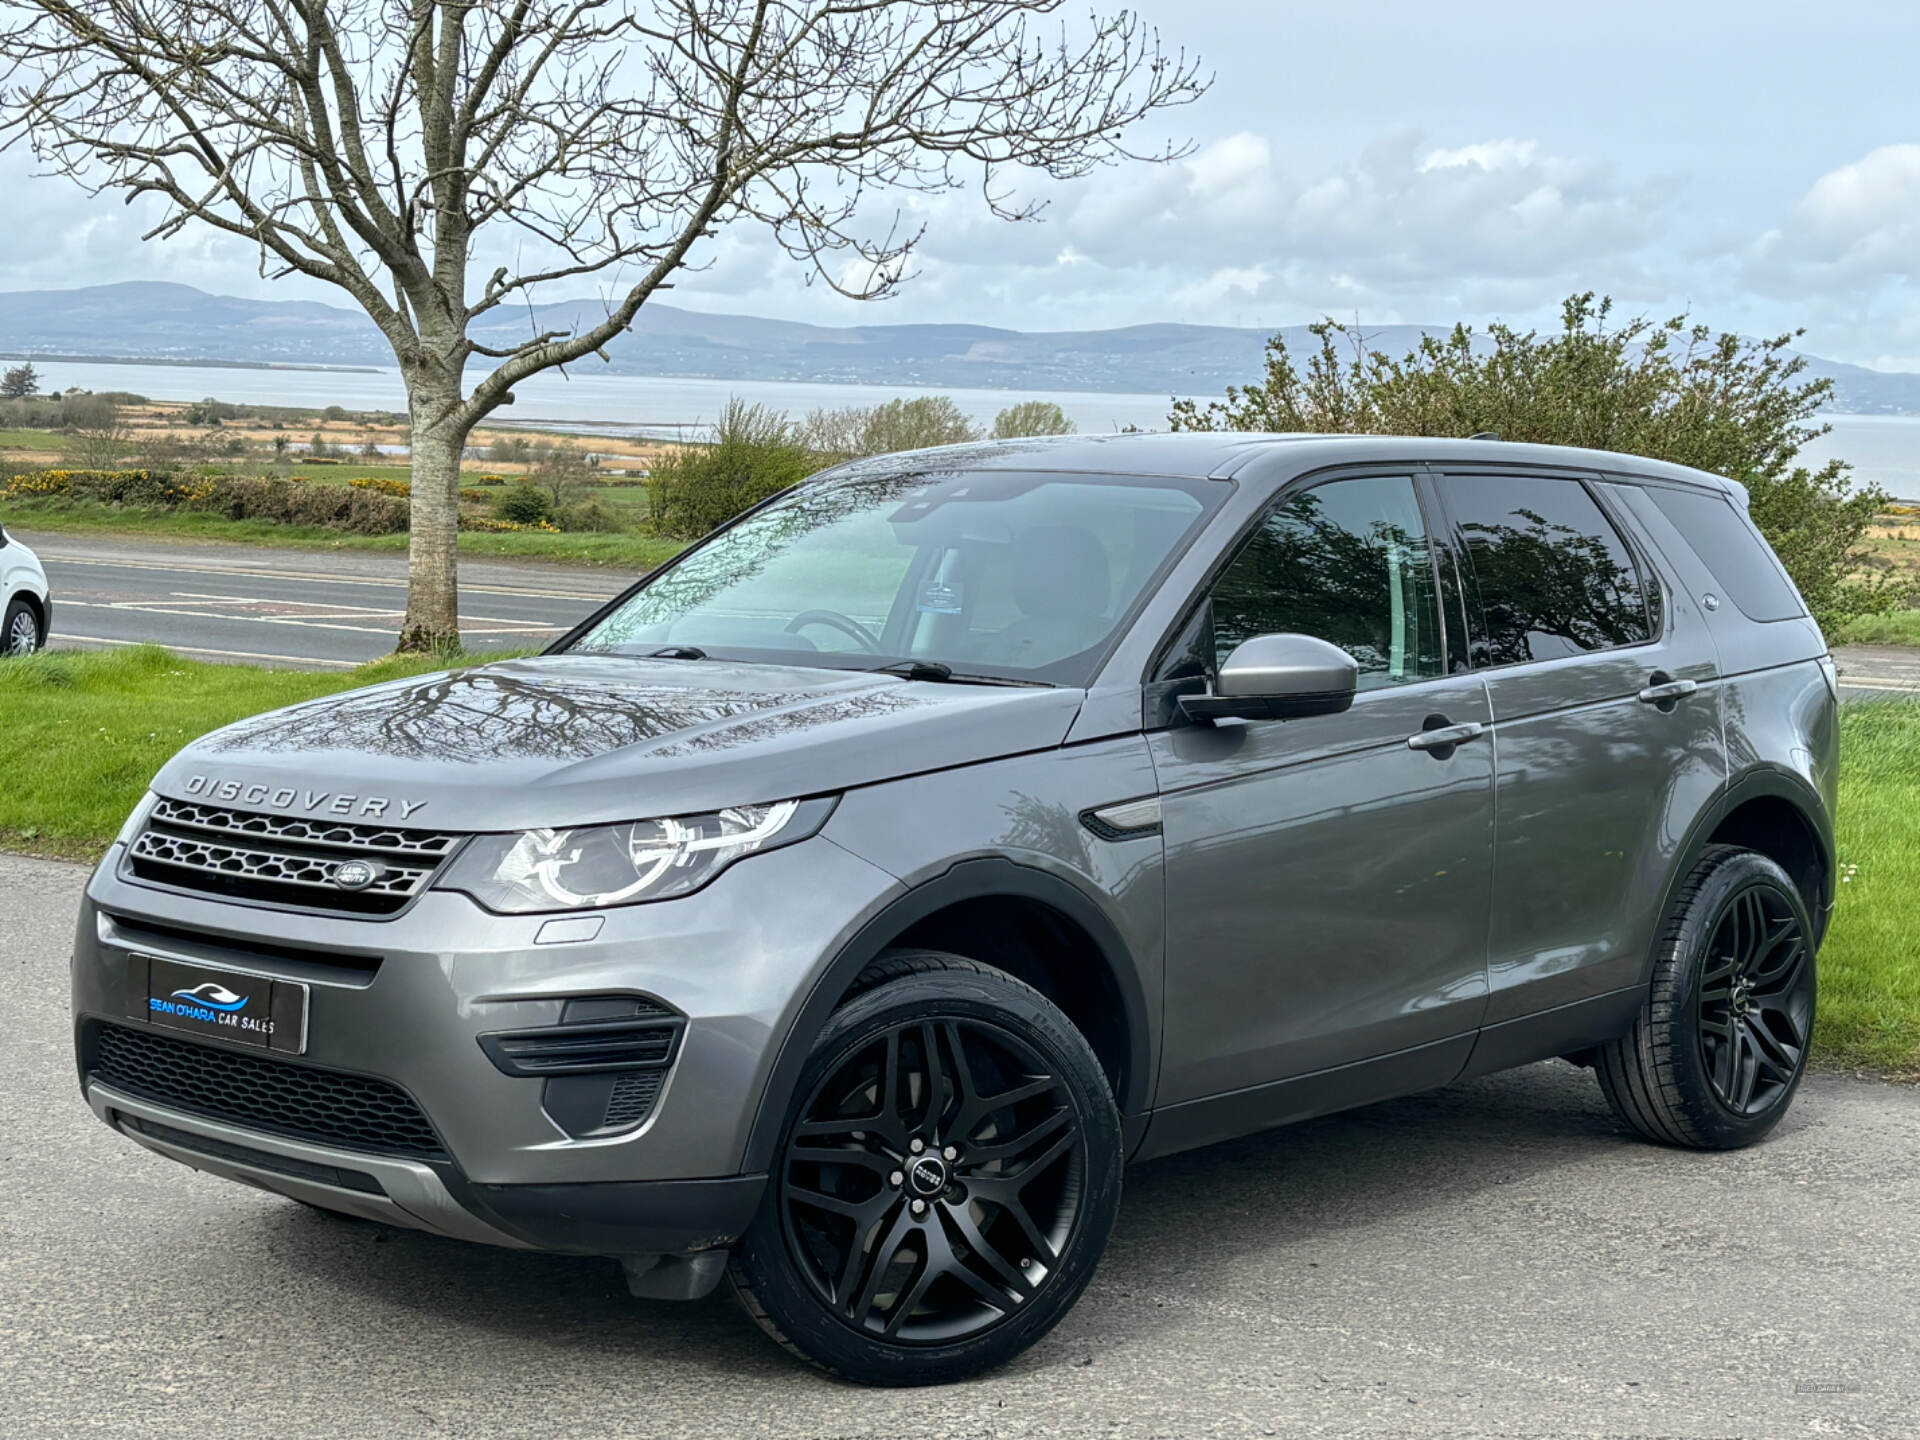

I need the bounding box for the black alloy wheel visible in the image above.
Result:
[1696,881,1814,1116]
[730,952,1122,1385]
[1597,845,1818,1149]
[781,1016,1084,1344]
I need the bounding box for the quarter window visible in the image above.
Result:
[1209,475,1444,691]
[1643,483,1805,622]
[1447,474,1652,666]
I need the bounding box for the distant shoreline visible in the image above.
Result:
[0,352,380,375]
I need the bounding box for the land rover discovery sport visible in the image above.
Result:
[71,434,1836,1385]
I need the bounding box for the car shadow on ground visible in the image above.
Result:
[252,1060,1666,1387]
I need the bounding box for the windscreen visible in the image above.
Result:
[570,470,1221,685]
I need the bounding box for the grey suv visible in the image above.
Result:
[71,435,1836,1385]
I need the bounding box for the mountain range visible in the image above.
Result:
[4,281,1918,414]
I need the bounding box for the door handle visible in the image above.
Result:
[1637,676,1698,706]
[1406,720,1485,752]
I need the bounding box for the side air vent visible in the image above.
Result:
[478,996,684,1139]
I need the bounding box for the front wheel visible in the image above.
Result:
[3,597,42,656]
[1597,846,1818,1149]
[730,951,1123,1386]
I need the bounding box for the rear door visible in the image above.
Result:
[1430,468,1725,1025]
[1150,469,1494,1113]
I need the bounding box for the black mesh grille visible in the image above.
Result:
[89,1023,445,1159]
[603,1071,665,1128]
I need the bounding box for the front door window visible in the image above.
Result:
[1209,474,1445,689]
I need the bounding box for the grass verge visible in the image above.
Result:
[1815,698,1920,1076]
[0,645,493,857]
[4,650,1916,1076]
[4,497,686,570]
[1833,608,1920,647]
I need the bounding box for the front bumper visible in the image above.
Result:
[72,834,901,1253]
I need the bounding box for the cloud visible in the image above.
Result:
[1745,144,1920,295]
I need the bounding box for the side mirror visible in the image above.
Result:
[1179,633,1358,724]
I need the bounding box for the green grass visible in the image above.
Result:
[6,649,1914,1078]
[1815,699,1920,1076]
[1833,608,1920,647]
[0,428,73,451]
[0,645,483,858]
[1,496,685,570]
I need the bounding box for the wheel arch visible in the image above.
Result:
[1655,765,1834,965]
[6,585,46,632]
[740,857,1154,1174]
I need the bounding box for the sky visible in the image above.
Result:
[4,0,1920,368]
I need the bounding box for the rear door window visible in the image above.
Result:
[1445,473,1653,666]
[1642,484,1805,622]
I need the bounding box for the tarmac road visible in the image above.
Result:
[16,530,629,668]
[4,851,1918,1439]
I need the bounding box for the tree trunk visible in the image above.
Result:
[397,372,469,653]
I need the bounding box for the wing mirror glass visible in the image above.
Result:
[1179,633,1358,724]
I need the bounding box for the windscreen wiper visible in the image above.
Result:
[644,645,707,660]
[869,660,1048,688]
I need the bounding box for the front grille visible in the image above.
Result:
[125,798,462,916]
[89,1022,446,1160]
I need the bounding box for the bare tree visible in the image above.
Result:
[64,394,132,468]
[0,1,1206,650]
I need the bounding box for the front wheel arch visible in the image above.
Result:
[740,859,1154,1176]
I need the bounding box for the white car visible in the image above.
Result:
[0,520,49,655]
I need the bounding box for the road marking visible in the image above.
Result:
[57,597,562,638]
[1836,675,1920,693]
[40,552,621,602]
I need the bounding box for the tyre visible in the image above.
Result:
[3,597,42,656]
[1597,845,1818,1149]
[730,951,1123,1386]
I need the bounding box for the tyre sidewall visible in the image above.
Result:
[3,598,39,656]
[1661,850,1817,1146]
[734,965,1123,1386]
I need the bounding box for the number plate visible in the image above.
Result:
[135,955,308,1054]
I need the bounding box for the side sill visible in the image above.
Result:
[1456,986,1645,1081]
[1131,1033,1476,1164]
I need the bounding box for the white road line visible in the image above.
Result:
[1835,674,1920,693]
[57,598,559,636]
[41,552,620,601]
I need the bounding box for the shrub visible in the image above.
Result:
[647,400,817,537]
[1172,293,1912,635]
[492,481,558,525]
[462,514,561,533]
[560,497,626,533]
[992,400,1075,439]
[350,476,413,497]
[188,475,410,534]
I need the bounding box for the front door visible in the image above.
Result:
[1430,469,1726,1024]
[1150,471,1495,1119]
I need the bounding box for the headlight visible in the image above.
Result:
[439,796,836,914]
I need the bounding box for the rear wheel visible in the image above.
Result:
[3,597,41,656]
[730,951,1122,1386]
[1597,846,1817,1149]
